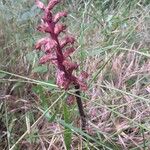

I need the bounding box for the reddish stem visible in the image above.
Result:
[75,85,86,130]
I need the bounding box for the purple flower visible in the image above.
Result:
[35,0,88,90]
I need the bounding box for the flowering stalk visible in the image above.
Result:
[35,0,88,130]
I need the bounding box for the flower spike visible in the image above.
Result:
[35,0,88,130]
[47,0,60,11]
[35,0,88,90]
[53,11,68,23]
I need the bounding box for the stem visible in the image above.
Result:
[75,85,86,130]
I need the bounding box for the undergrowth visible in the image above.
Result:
[0,0,150,149]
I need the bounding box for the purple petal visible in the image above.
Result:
[63,60,78,73]
[54,23,66,35]
[77,79,88,91]
[56,69,70,89]
[60,36,75,48]
[37,22,53,33]
[79,71,89,80]
[63,47,75,58]
[53,11,67,23]
[35,37,49,49]
[39,54,56,64]
[47,0,60,11]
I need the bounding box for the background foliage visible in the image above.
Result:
[0,0,150,149]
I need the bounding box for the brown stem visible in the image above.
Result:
[75,85,86,130]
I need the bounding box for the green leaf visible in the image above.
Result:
[32,85,44,95]
[26,51,38,65]
[19,11,31,22]
[47,112,57,122]
[63,103,71,123]
[33,65,48,73]
[30,5,41,17]
[59,120,113,150]
[45,80,55,90]
[32,85,49,109]
[0,72,7,78]
[63,103,72,150]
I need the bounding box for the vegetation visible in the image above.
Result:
[0,0,150,149]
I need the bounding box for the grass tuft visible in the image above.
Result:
[0,0,150,149]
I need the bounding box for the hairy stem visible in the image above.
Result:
[75,85,86,130]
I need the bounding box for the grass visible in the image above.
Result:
[0,0,150,149]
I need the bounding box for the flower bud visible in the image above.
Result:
[47,0,60,11]
[53,11,67,23]
[63,47,75,58]
[56,69,70,89]
[54,23,66,35]
[60,36,75,48]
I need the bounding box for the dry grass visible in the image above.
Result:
[0,0,150,149]
[86,50,150,149]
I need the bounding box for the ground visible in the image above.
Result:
[0,0,150,149]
